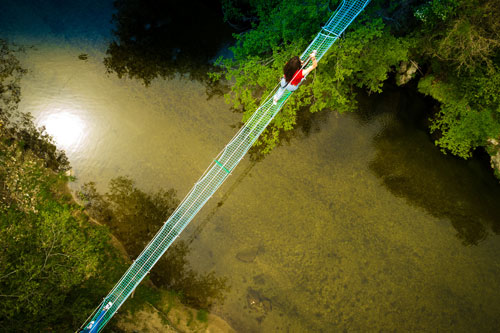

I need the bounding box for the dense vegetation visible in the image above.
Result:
[213,0,500,163]
[0,39,227,331]
[0,40,118,332]
[101,0,500,174]
[2,0,499,330]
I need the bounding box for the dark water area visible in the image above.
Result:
[2,1,500,332]
[357,83,500,246]
[0,0,235,80]
[103,0,237,84]
[0,0,114,44]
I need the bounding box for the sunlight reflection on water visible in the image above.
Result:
[11,36,500,333]
[38,107,87,152]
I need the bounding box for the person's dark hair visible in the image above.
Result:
[283,56,301,82]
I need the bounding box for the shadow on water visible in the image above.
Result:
[104,0,236,86]
[248,106,331,161]
[78,176,229,309]
[358,83,500,246]
[187,160,258,244]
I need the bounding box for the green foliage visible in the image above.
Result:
[0,140,115,331]
[186,309,194,326]
[214,0,500,165]
[196,308,208,322]
[0,39,124,331]
[213,2,411,153]
[430,100,499,158]
[230,0,331,60]
[415,0,500,158]
[414,0,459,24]
[419,70,500,158]
[314,19,412,99]
[417,0,500,73]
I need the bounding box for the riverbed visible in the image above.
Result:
[4,1,500,331]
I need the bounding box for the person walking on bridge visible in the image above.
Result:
[273,50,317,104]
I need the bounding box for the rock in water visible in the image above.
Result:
[487,138,500,182]
[246,288,272,314]
[396,60,418,85]
[247,288,261,309]
[236,247,259,263]
[262,298,272,312]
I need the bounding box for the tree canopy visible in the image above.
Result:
[415,0,500,158]
[212,0,500,161]
[0,40,117,332]
[1,37,228,331]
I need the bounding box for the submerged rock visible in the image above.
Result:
[261,298,272,312]
[247,288,260,308]
[253,274,266,285]
[246,288,272,315]
[236,247,260,263]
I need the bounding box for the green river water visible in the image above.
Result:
[13,41,500,332]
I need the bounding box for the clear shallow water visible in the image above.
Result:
[187,92,500,331]
[16,43,500,332]
[4,2,500,332]
[17,44,239,196]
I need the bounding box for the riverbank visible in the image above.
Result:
[70,184,234,332]
[26,47,500,331]
[116,290,234,333]
[3,7,500,328]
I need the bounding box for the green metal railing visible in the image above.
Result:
[79,1,371,331]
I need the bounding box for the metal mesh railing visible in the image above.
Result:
[80,1,371,331]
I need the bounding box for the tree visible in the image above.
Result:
[0,39,69,172]
[0,141,114,331]
[415,0,500,158]
[213,0,500,164]
[0,39,119,332]
[212,0,412,153]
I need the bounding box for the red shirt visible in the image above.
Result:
[289,69,304,86]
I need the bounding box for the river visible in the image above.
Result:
[2,1,500,332]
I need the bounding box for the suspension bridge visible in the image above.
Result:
[80,0,371,331]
